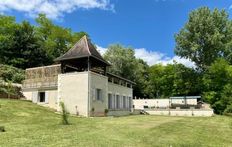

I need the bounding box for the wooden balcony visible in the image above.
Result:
[22,64,61,89]
[23,77,58,89]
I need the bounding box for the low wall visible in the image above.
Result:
[133,99,198,110]
[133,99,169,109]
[107,110,131,116]
[145,109,214,117]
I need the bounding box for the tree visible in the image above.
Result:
[0,15,48,69]
[104,44,136,80]
[148,63,201,98]
[148,64,167,98]
[11,21,48,69]
[0,15,18,65]
[133,59,150,98]
[172,63,202,96]
[0,14,88,69]
[104,44,149,98]
[175,7,232,70]
[0,64,25,83]
[203,59,232,114]
[36,14,87,64]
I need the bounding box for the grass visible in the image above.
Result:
[0,99,232,147]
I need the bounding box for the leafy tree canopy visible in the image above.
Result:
[0,14,87,69]
[175,7,232,70]
[148,63,201,98]
[104,44,150,98]
[203,59,232,114]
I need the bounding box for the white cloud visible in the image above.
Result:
[97,45,195,68]
[0,0,114,19]
[134,48,167,66]
[134,48,195,68]
[96,45,108,55]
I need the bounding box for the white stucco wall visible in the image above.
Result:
[133,99,170,109]
[58,72,89,116]
[89,72,108,116]
[133,98,198,110]
[46,90,58,109]
[23,71,134,117]
[108,83,133,97]
[89,72,133,116]
[171,99,197,105]
[145,109,214,117]
[108,82,133,115]
[23,91,33,101]
[23,89,58,109]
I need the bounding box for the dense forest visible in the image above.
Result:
[0,7,232,114]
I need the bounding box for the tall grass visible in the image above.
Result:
[60,101,69,125]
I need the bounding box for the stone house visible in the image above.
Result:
[22,36,135,117]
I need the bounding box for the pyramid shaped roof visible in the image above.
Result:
[54,35,110,66]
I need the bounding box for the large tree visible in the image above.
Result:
[0,14,88,69]
[175,7,232,70]
[35,14,87,64]
[104,44,136,79]
[104,44,149,98]
[0,15,18,65]
[0,15,47,69]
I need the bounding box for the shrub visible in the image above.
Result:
[0,79,23,99]
[104,109,108,116]
[0,126,5,132]
[0,64,25,83]
[224,104,232,116]
[60,102,69,125]
[91,107,95,117]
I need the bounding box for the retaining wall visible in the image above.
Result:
[145,109,214,117]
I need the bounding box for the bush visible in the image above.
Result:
[0,64,25,83]
[0,126,5,132]
[91,107,95,117]
[104,109,108,116]
[60,102,69,125]
[224,104,232,116]
[0,80,23,99]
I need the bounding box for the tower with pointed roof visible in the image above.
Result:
[55,35,110,75]
[22,35,134,117]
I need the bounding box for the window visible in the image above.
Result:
[123,96,126,109]
[96,89,102,101]
[39,92,45,102]
[144,105,149,108]
[128,97,132,109]
[108,93,112,109]
[116,95,120,109]
[112,94,116,109]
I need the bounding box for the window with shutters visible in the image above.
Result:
[96,89,102,101]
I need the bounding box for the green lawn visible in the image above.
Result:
[0,99,232,147]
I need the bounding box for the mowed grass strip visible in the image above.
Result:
[0,99,232,147]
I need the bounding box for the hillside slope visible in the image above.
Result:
[0,99,232,147]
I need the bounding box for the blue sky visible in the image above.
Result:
[1,0,232,66]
